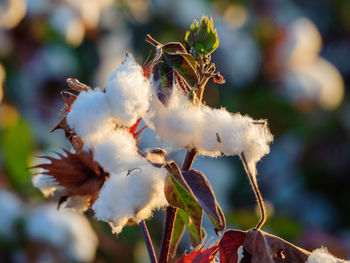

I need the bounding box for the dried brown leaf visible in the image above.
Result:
[33,150,108,206]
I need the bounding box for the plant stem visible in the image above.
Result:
[159,206,177,263]
[240,153,266,230]
[196,76,211,103]
[159,148,199,263]
[182,148,199,170]
[139,220,158,263]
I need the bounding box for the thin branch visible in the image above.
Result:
[240,153,266,230]
[182,148,199,171]
[159,148,199,263]
[159,206,177,263]
[139,220,158,263]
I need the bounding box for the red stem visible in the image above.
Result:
[158,148,199,263]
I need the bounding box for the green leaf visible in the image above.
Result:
[182,169,226,234]
[162,42,187,54]
[163,53,198,88]
[170,209,187,257]
[164,161,203,247]
[152,62,174,105]
[185,16,219,57]
[151,41,199,105]
[1,120,34,191]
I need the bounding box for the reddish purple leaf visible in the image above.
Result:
[242,229,311,263]
[182,169,226,234]
[219,230,246,263]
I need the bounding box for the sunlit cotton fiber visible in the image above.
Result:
[145,89,273,173]
[67,87,116,147]
[307,248,349,263]
[92,164,168,234]
[93,128,140,174]
[105,53,151,127]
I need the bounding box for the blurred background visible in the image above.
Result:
[0,0,349,262]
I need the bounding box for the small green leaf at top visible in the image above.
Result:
[185,16,219,59]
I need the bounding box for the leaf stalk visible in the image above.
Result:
[240,153,266,230]
[139,220,158,263]
[159,148,199,263]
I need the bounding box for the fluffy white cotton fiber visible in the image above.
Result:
[93,128,140,174]
[92,164,168,234]
[67,87,115,147]
[307,248,349,263]
[105,53,151,127]
[145,89,273,172]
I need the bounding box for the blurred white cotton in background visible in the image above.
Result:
[49,5,84,46]
[283,57,344,111]
[0,0,26,29]
[95,32,130,88]
[278,18,322,70]
[276,17,345,111]
[25,204,98,262]
[222,4,248,30]
[0,190,24,239]
[28,0,114,46]
[217,23,261,86]
[66,0,114,29]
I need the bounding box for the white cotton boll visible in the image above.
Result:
[146,89,273,167]
[197,107,272,166]
[0,190,24,239]
[92,164,168,234]
[93,128,140,174]
[67,88,116,147]
[105,53,151,127]
[151,93,203,148]
[26,204,98,262]
[196,107,239,156]
[307,248,349,263]
[237,118,273,165]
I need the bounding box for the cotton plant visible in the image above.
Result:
[32,16,347,263]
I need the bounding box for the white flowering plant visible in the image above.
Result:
[32,16,348,263]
